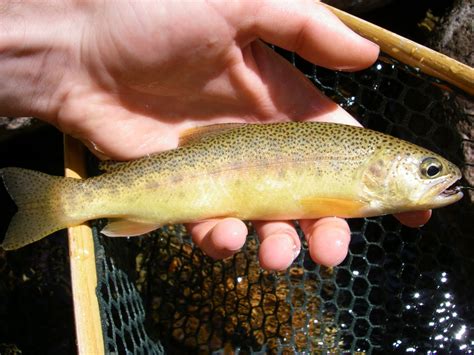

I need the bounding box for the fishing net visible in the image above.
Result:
[90,49,473,354]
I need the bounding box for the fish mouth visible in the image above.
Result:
[433,177,464,205]
[440,185,462,197]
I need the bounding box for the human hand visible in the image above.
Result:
[0,0,430,269]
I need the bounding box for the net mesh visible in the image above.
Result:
[90,50,473,354]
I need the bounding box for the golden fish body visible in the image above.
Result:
[0,122,463,250]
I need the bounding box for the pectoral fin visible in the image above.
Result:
[101,219,160,237]
[300,197,367,218]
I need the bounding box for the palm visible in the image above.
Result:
[60,0,369,159]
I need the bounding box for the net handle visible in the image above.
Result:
[323,4,474,96]
[64,135,105,355]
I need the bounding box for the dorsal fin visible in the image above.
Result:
[98,160,127,172]
[178,123,246,146]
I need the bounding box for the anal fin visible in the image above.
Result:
[101,219,160,237]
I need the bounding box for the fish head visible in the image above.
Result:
[361,143,463,213]
[394,153,463,209]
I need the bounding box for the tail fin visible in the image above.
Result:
[1,167,79,250]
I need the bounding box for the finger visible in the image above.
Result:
[253,221,301,270]
[250,0,379,70]
[394,210,432,228]
[186,218,248,259]
[81,139,112,160]
[246,40,362,126]
[300,217,351,266]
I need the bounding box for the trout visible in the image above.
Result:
[0,122,464,250]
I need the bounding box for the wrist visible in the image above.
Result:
[0,1,90,123]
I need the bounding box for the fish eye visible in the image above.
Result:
[420,157,443,178]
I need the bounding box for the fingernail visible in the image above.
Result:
[293,244,300,261]
[225,228,246,251]
[85,140,111,160]
[365,38,380,51]
[273,235,299,269]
